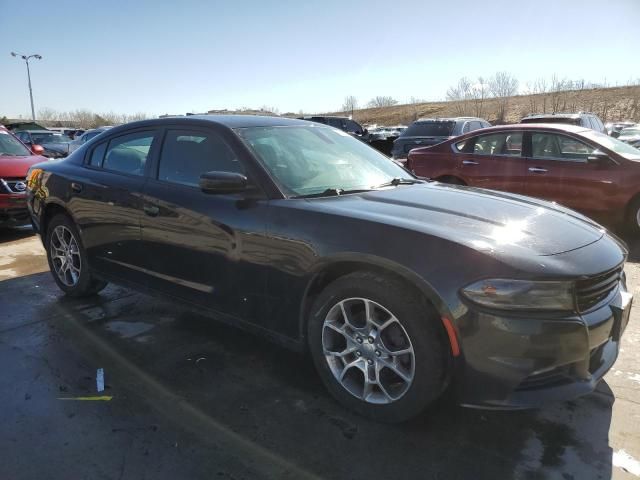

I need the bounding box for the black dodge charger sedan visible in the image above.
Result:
[26,115,632,422]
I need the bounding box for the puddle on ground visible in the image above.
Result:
[104,321,155,339]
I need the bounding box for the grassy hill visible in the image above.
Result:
[333,85,640,126]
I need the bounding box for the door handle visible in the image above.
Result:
[70,182,83,193]
[462,160,479,166]
[528,167,548,174]
[144,205,159,217]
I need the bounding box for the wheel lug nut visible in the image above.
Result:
[355,351,362,357]
[356,337,363,344]
[368,337,374,344]
[375,350,381,357]
[367,359,373,365]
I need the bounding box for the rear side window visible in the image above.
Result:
[345,120,362,134]
[89,142,107,166]
[473,132,523,156]
[158,129,243,187]
[531,133,596,161]
[403,121,455,137]
[102,131,155,176]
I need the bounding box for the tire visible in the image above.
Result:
[626,197,640,236]
[308,271,449,423]
[45,213,108,297]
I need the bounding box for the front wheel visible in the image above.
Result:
[308,271,449,422]
[45,213,108,296]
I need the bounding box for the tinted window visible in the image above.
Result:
[158,130,243,187]
[470,121,484,131]
[462,122,471,134]
[473,132,522,156]
[89,142,107,166]
[327,118,345,129]
[102,131,154,176]
[345,120,362,134]
[403,121,455,137]
[531,133,596,161]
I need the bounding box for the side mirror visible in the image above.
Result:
[199,171,248,194]
[31,144,45,155]
[587,151,610,164]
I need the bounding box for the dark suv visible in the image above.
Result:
[391,117,490,160]
[521,112,606,133]
[299,116,369,141]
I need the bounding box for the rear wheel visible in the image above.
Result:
[45,213,108,296]
[308,271,448,422]
[626,197,640,236]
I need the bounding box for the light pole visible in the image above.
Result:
[10,52,42,121]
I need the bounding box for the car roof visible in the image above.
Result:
[415,117,482,122]
[24,130,58,134]
[114,115,313,130]
[523,113,583,120]
[470,123,591,135]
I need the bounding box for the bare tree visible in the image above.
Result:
[37,107,57,121]
[342,95,358,115]
[470,77,489,118]
[489,72,519,122]
[367,96,398,108]
[446,77,472,115]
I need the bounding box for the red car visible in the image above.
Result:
[0,126,47,227]
[407,123,640,232]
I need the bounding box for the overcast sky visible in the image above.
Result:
[1,0,639,118]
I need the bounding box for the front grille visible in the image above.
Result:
[575,267,622,312]
[1,177,28,194]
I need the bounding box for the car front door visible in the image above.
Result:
[139,126,270,322]
[457,131,526,194]
[71,129,160,283]
[524,131,619,218]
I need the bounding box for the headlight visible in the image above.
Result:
[461,279,574,311]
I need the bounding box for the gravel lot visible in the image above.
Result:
[1,227,640,480]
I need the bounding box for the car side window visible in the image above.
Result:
[102,131,155,176]
[472,132,522,156]
[531,133,596,161]
[327,118,345,130]
[345,120,362,134]
[158,129,244,187]
[89,142,107,166]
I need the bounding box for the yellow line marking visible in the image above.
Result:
[57,396,113,401]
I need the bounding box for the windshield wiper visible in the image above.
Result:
[293,187,373,199]
[372,177,425,189]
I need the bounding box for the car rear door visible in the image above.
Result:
[457,131,527,194]
[71,128,160,283]
[523,131,620,217]
[138,125,269,322]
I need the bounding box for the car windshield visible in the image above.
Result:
[236,125,414,197]
[620,128,640,136]
[582,130,640,160]
[402,121,455,137]
[32,133,72,144]
[0,130,32,156]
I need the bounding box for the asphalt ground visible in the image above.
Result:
[1,226,640,480]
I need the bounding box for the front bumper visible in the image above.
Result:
[455,280,632,408]
[0,194,30,226]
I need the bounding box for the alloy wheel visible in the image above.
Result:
[50,225,82,287]
[322,297,415,404]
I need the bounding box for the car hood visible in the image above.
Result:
[309,183,605,257]
[0,154,49,177]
